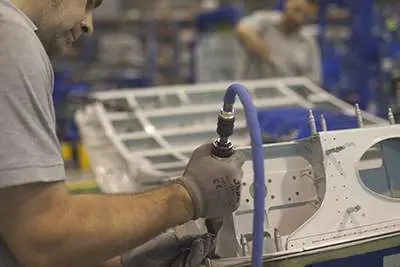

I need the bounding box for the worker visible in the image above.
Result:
[0,0,245,267]
[236,0,321,84]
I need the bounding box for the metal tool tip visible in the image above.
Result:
[388,107,395,125]
[308,109,317,135]
[320,114,327,132]
[354,103,364,128]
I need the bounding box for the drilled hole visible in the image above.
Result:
[245,198,250,203]
[268,179,272,183]
[292,176,296,180]
[296,192,300,196]
[288,197,292,201]
[242,182,247,186]
[271,195,275,199]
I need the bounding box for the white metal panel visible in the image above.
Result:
[286,125,400,250]
[215,126,400,261]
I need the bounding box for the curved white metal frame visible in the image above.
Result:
[75,77,386,193]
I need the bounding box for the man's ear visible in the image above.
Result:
[86,0,103,10]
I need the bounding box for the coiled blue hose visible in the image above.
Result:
[223,83,265,267]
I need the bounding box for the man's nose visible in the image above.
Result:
[81,14,94,36]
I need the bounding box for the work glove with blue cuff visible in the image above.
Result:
[121,232,216,267]
[176,141,246,219]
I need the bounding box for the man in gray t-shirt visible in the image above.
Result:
[236,0,321,84]
[0,0,245,266]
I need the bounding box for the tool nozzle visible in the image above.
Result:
[212,109,235,158]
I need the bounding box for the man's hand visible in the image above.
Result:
[176,142,245,219]
[121,232,216,267]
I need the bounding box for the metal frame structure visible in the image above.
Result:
[75,77,386,193]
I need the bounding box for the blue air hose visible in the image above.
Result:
[223,83,265,267]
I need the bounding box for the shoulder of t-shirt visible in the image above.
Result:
[0,18,51,83]
[249,10,282,25]
[0,18,53,97]
[0,18,43,58]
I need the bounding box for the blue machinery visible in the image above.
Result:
[314,0,400,116]
[316,0,379,112]
[276,0,400,115]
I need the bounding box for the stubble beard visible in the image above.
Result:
[36,27,66,59]
[34,2,67,59]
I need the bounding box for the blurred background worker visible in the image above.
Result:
[235,0,321,84]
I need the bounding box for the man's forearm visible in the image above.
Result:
[236,25,271,61]
[10,183,194,267]
[63,184,193,267]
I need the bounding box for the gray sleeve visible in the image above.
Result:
[239,11,269,33]
[0,23,66,188]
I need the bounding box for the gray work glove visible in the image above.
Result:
[121,232,216,267]
[176,141,246,219]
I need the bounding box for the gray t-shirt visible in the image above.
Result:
[240,11,321,84]
[0,0,66,265]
